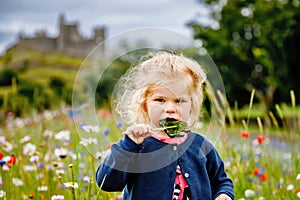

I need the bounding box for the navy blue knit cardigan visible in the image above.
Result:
[96,132,234,200]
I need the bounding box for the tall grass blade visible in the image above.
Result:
[242,119,247,131]
[246,89,255,131]
[290,90,296,108]
[268,111,279,129]
[290,90,297,129]
[275,104,287,130]
[275,104,283,120]
[227,106,235,126]
[257,117,263,134]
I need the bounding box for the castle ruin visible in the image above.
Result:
[16,14,106,57]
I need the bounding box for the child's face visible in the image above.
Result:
[144,77,192,128]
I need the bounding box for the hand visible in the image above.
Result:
[215,194,232,200]
[123,124,152,144]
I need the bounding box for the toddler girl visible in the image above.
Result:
[96,51,234,200]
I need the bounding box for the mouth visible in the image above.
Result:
[164,117,178,122]
[158,118,189,138]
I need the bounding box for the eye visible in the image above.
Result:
[154,98,165,102]
[175,99,187,104]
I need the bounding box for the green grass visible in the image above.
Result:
[0,109,122,199]
[218,127,300,199]
[0,86,15,96]
[0,47,83,114]
[0,46,82,87]
[0,107,299,199]
[0,48,299,199]
[0,46,83,69]
[18,67,77,88]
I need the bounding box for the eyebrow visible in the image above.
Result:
[151,94,190,100]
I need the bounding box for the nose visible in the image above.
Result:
[163,102,176,113]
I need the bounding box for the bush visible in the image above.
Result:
[0,69,18,86]
[49,76,66,96]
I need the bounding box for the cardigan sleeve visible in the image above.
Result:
[95,135,140,191]
[205,143,234,200]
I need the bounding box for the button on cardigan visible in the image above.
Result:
[96,132,234,200]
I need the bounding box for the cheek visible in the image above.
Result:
[148,104,163,116]
[147,104,163,121]
[182,104,192,119]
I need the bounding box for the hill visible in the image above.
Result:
[0,46,85,117]
[0,45,131,120]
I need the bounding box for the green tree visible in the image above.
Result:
[49,76,66,96]
[0,69,18,86]
[188,0,300,109]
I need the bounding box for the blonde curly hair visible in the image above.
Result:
[113,51,206,127]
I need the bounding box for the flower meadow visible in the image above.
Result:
[0,106,299,199]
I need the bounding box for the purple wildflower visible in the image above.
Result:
[103,128,110,136]
[116,121,123,128]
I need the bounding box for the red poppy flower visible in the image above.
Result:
[240,131,249,138]
[259,173,267,181]
[0,152,3,160]
[256,135,266,144]
[7,154,17,166]
[253,167,260,175]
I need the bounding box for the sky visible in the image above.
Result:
[0,0,213,55]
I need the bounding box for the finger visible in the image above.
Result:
[141,126,151,136]
[133,125,149,136]
[123,124,152,137]
[122,131,131,135]
[124,126,139,135]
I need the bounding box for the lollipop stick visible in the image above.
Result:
[122,126,177,135]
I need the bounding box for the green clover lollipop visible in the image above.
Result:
[159,118,189,138]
